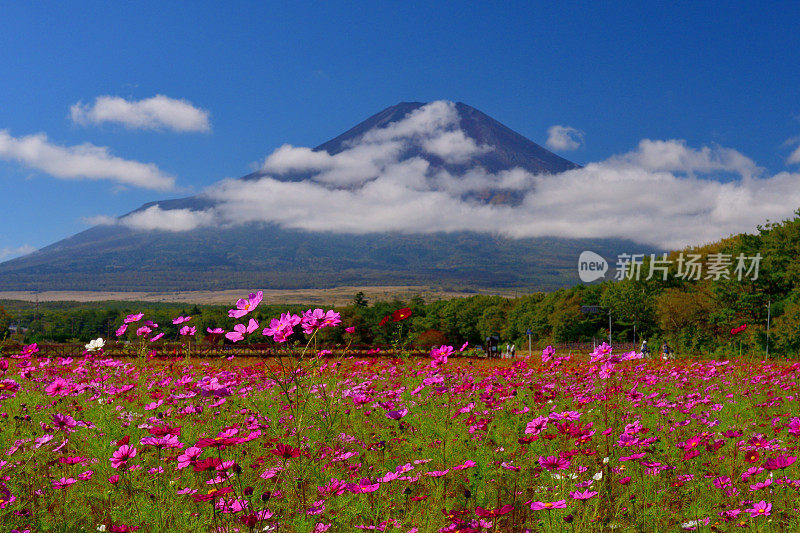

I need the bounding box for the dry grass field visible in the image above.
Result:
[0,285,519,306]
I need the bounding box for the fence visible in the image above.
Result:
[2,341,640,359]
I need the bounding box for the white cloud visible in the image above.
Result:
[259,101,488,188]
[82,215,118,226]
[546,125,584,151]
[0,130,175,190]
[0,245,36,261]
[787,138,800,165]
[617,139,759,177]
[120,205,215,232]
[92,101,800,250]
[70,95,211,133]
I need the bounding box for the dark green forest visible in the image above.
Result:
[3,210,800,358]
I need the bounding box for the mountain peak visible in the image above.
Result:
[315,100,579,174]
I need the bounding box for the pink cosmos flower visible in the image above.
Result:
[549,411,581,422]
[346,477,380,493]
[431,345,454,366]
[172,316,192,325]
[115,324,128,337]
[124,313,144,324]
[136,326,151,337]
[538,455,571,471]
[262,313,301,343]
[78,470,93,481]
[460,341,469,352]
[531,500,567,510]
[207,327,224,334]
[307,500,325,516]
[51,413,77,432]
[45,377,71,397]
[542,345,555,362]
[321,310,341,328]
[345,326,355,333]
[149,332,165,342]
[228,291,263,318]
[452,460,476,470]
[110,445,138,469]
[225,319,259,342]
[140,434,183,449]
[525,416,549,435]
[301,308,326,334]
[745,501,771,517]
[569,490,598,500]
[318,478,347,497]
[179,325,196,336]
[52,477,77,489]
[177,446,203,469]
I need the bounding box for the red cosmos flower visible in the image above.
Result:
[58,456,86,465]
[192,486,233,503]
[116,435,130,446]
[475,505,514,518]
[378,315,391,327]
[731,324,747,335]
[196,437,242,449]
[744,450,760,464]
[269,443,301,459]
[392,307,412,322]
[148,425,182,437]
[192,458,222,472]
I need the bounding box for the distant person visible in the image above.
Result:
[510,344,516,358]
[640,340,650,358]
[662,341,672,361]
[505,343,511,358]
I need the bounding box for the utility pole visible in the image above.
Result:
[765,299,771,361]
[526,328,532,358]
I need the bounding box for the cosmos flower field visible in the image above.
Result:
[0,293,799,532]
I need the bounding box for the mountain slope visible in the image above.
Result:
[0,101,635,293]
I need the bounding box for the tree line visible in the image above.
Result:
[3,209,800,358]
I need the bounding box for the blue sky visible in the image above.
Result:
[2,1,800,258]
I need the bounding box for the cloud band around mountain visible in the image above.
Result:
[98,101,800,249]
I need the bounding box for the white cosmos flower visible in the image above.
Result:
[85,338,105,352]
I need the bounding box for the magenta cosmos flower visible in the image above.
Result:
[538,455,571,471]
[763,454,796,470]
[110,445,138,469]
[228,291,263,318]
[431,345,454,366]
[531,500,567,510]
[262,313,302,343]
[542,345,555,362]
[525,416,549,435]
[124,313,144,324]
